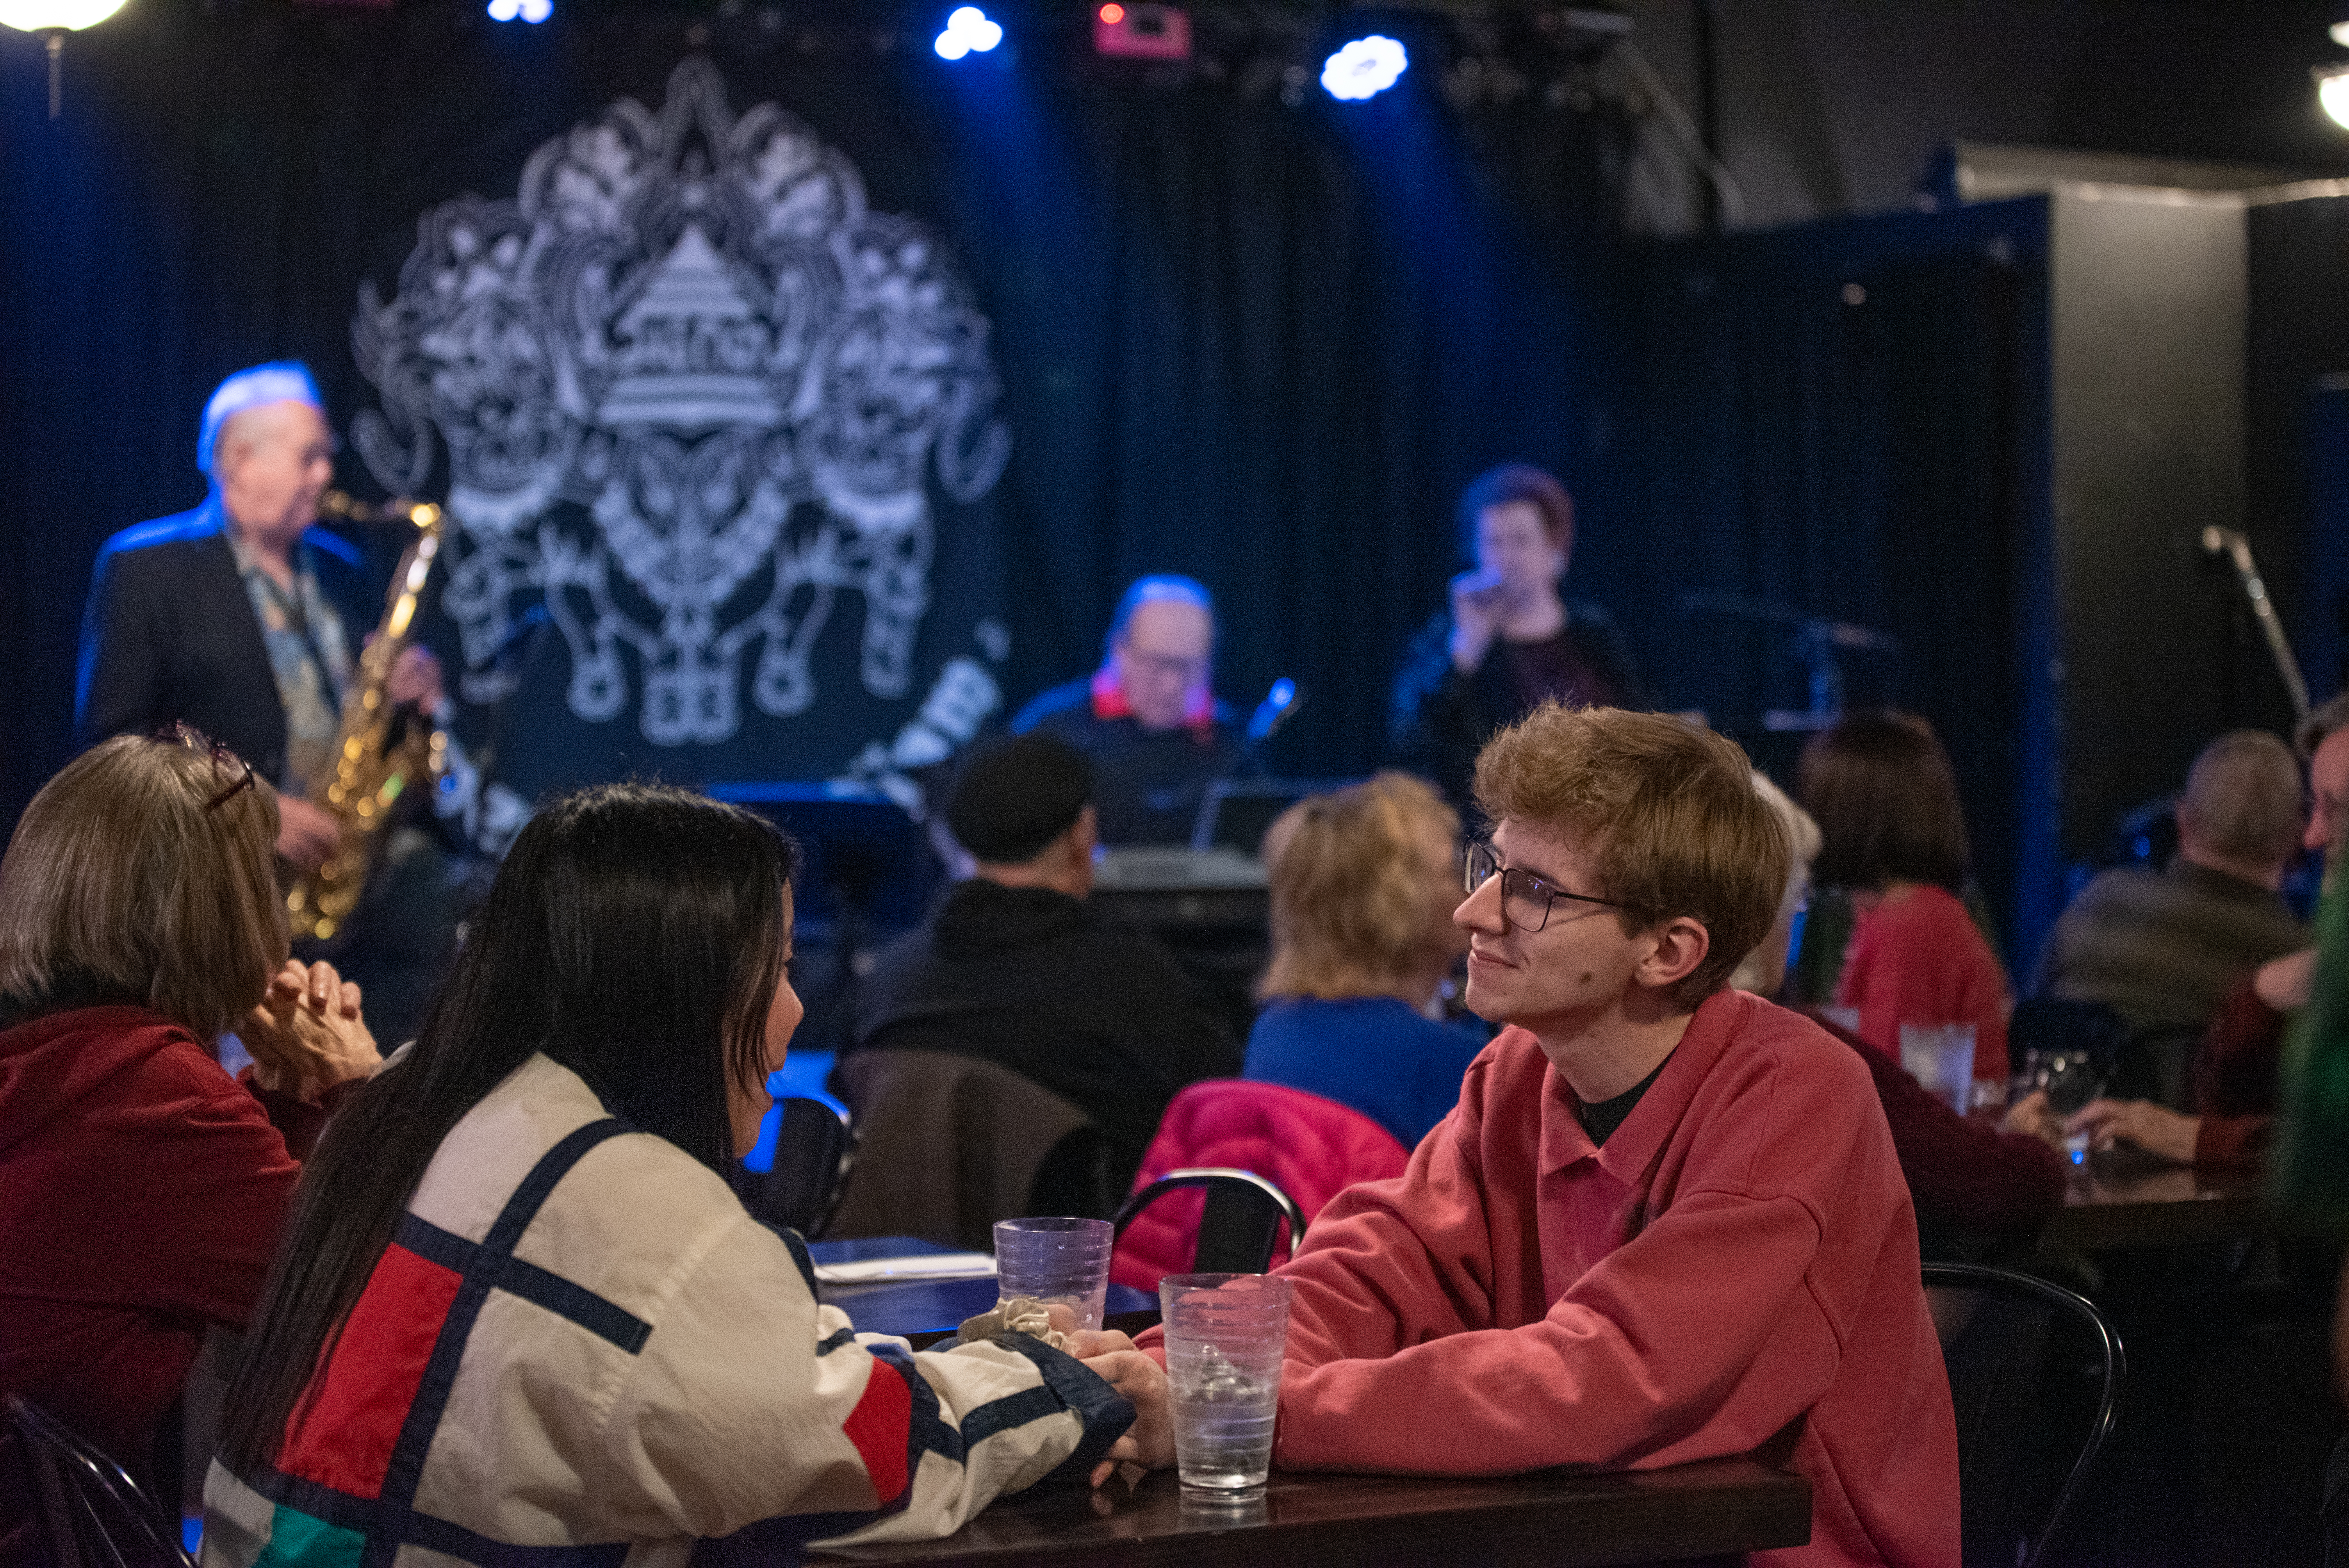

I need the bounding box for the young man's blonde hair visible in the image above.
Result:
[1260,772,1461,1001]
[0,733,288,1041]
[1473,704,1789,1009]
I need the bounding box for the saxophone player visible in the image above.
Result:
[76,361,454,1040]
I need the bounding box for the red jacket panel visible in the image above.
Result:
[1110,1080,1409,1293]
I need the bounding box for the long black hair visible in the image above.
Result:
[220,784,799,1474]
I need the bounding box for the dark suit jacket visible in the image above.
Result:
[75,498,371,786]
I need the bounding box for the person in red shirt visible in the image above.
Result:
[1102,704,1959,1565]
[1801,711,2010,1089]
[0,731,379,1557]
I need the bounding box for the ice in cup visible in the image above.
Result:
[1158,1272,1292,1495]
[992,1217,1114,1331]
[1899,1022,1977,1116]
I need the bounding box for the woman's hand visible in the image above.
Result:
[2066,1098,2200,1165]
[1068,1334,1174,1485]
[2256,948,2319,1014]
[1448,568,1507,674]
[244,959,381,1101]
[2000,1088,2056,1143]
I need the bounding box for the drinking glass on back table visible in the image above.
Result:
[2016,1047,2101,1165]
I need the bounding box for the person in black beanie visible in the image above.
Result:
[848,734,1240,1197]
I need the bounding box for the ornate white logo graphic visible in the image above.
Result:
[351,57,1010,751]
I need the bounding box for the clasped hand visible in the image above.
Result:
[1066,1327,1175,1485]
[243,959,382,1102]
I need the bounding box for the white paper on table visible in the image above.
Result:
[812,1253,999,1285]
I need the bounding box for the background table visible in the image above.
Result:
[2037,1151,2264,1253]
[809,1236,1155,1344]
[809,1457,1809,1568]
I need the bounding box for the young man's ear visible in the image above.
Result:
[1636,915,1711,992]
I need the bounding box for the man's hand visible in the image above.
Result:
[2000,1088,2056,1143]
[244,959,381,1101]
[386,645,446,714]
[2066,1098,2200,1165]
[1448,568,1507,675]
[275,796,342,871]
[1065,1330,1173,1485]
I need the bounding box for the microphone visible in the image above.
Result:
[1247,678,1302,747]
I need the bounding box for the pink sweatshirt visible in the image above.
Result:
[1237,989,1957,1567]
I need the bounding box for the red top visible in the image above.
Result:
[1836,884,2011,1084]
[1147,991,1959,1566]
[2193,975,2286,1168]
[0,1006,339,1493]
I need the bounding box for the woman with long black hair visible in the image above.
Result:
[205,784,1148,1565]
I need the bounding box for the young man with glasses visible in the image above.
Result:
[1150,704,1958,1566]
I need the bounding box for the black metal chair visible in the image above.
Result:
[4,1393,194,1568]
[736,1096,856,1240]
[1923,1263,2126,1568]
[1112,1168,1306,1275]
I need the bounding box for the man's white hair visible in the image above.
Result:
[198,361,323,475]
[1729,772,1821,996]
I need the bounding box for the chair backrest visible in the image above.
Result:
[736,1096,856,1240]
[1113,1169,1307,1277]
[1109,1080,1409,1292]
[827,1048,1110,1249]
[4,1395,194,1568]
[1923,1263,2125,1568]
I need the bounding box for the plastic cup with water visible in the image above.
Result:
[2016,1047,2103,1166]
[1159,1272,1291,1495]
[992,1217,1113,1331]
[1899,1022,1977,1116]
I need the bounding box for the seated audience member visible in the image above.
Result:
[852,734,1238,1194]
[0,732,378,1557]
[2066,695,2349,1167]
[208,786,1146,1564]
[1135,706,1957,1564]
[1011,575,1239,845]
[1243,772,1486,1150]
[1740,775,2065,1253]
[1800,710,2010,1089]
[1390,463,1652,805]
[2032,729,2306,1041]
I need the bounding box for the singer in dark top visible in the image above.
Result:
[1010,575,1240,846]
[1390,464,1651,805]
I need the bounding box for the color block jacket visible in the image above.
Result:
[202,1055,1130,1568]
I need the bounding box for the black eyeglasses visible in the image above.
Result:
[1463,839,1631,933]
[165,723,258,812]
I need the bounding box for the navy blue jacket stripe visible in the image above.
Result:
[248,1466,631,1568]
[392,1214,651,1354]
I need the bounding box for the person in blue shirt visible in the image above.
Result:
[1243,772,1491,1150]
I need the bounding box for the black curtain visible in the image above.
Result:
[1598,199,2055,964]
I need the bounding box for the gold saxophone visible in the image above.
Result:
[284,492,449,943]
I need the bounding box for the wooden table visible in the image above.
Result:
[2037,1149,2265,1252]
[809,1457,1810,1568]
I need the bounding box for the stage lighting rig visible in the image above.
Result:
[0,0,127,117]
[1094,2,1189,61]
[934,5,1002,60]
[1321,32,1406,100]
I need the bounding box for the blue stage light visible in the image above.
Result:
[1321,34,1407,100]
[934,5,1002,60]
[486,0,549,21]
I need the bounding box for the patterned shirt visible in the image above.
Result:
[225,529,354,792]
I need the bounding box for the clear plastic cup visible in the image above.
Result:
[1158,1272,1292,1495]
[1900,1022,1977,1116]
[992,1217,1114,1331]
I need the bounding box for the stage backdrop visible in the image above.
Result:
[0,0,1617,846]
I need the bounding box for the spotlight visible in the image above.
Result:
[2322,64,2349,130]
[933,5,1001,60]
[1321,34,1407,101]
[486,0,549,22]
